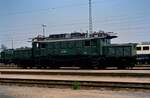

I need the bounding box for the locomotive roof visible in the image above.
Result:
[32,36,117,43]
[32,32,117,43]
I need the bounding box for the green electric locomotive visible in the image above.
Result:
[31,31,136,69]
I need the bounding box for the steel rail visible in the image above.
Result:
[0,70,150,77]
[0,78,150,89]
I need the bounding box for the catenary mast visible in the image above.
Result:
[89,0,93,37]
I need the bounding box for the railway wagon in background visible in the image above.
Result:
[0,48,33,68]
[13,48,33,68]
[136,42,150,64]
[0,49,14,64]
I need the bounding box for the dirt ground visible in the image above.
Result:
[0,85,149,98]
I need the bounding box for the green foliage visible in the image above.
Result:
[72,81,80,90]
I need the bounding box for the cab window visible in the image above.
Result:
[143,46,149,50]
[91,39,97,46]
[84,40,90,46]
[40,43,46,48]
[136,47,141,51]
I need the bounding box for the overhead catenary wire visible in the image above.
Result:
[0,13,149,34]
[1,0,150,48]
[0,0,149,33]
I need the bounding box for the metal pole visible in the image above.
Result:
[42,24,46,37]
[89,0,93,37]
[12,40,13,49]
[12,32,14,49]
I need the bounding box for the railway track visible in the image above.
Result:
[0,77,150,89]
[0,69,150,77]
[0,69,149,89]
[1,63,150,70]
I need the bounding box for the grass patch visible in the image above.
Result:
[72,81,80,90]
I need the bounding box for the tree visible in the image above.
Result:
[1,44,7,50]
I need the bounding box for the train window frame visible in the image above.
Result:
[40,43,46,49]
[55,42,60,49]
[84,40,91,47]
[54,42,57,49]
[136,47,141,51]
[75,40,82,48]
[91,39,97,46]
[63,42,66,48]
[65,41,69,48]
[58,42,64,49]
[102,39,105,42]
[49,42,54,49]
[68,41,73,48]
[143,46,149,50]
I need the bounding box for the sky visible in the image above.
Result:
[0,0,150,48]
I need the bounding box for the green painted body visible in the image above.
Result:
[32,38,111,57]
[103,44,137,57]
